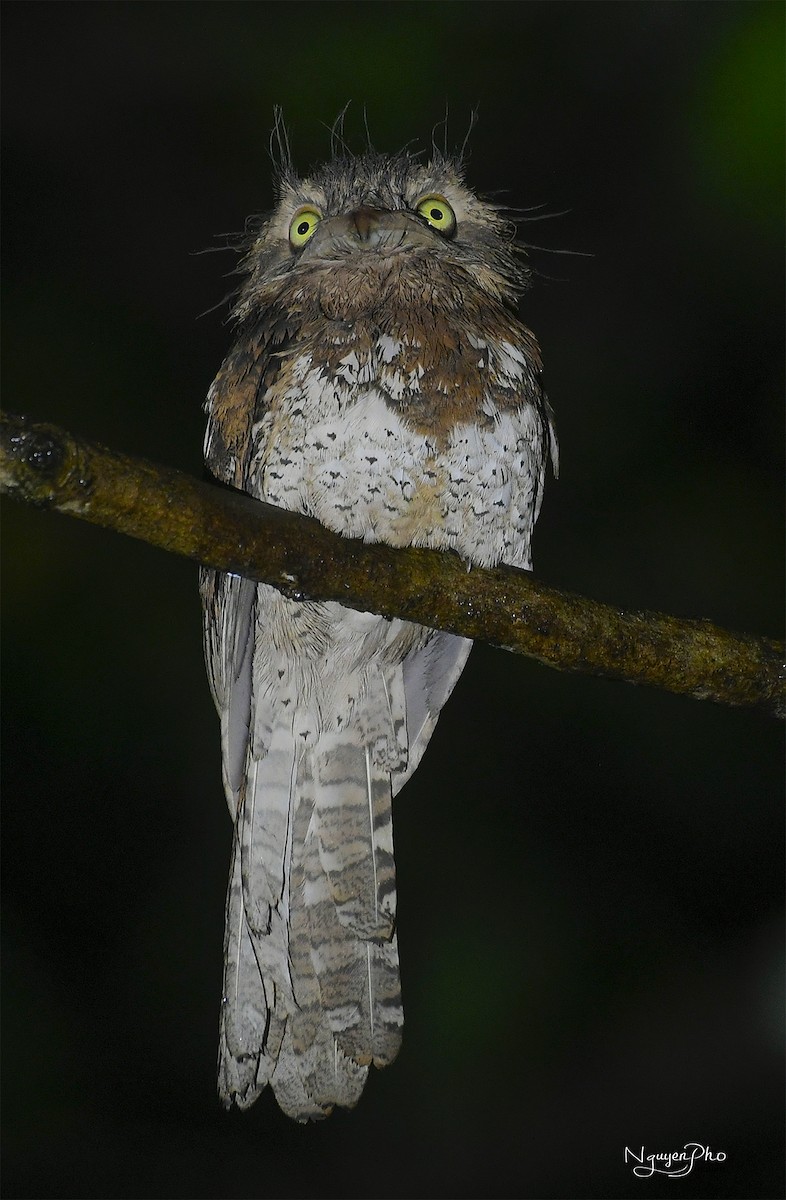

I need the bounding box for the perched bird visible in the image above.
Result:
[200,133,557,1121]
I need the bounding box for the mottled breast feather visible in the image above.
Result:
[206,252,552,565]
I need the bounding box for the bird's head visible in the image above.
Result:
[233,150,528,322]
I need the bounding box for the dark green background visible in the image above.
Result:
[2,3,783,1198]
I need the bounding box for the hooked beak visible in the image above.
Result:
[300,205,439,261]
[351,206,392,245]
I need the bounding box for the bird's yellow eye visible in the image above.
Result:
[288,207,322,248]
[415,194,456,237]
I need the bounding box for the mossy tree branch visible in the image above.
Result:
[1,410,783,717]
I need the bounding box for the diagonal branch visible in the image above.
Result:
[1,410,783,717]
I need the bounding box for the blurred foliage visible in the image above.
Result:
[690,0,784,224]
[2,3,783,1199]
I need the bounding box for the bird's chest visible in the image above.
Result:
[248,340,542,569]
[249,351,436,543]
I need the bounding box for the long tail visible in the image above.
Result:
[218,679,404,1120]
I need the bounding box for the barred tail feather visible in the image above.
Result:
[218,833,282,1108]
[309,734,403,1071]
[218,695,404,1121]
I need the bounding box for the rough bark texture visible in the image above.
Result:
[2,410,783,717]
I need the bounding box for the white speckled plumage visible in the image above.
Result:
[200,142,556,1120]
[251,340,548,569]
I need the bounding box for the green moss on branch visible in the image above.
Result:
[2,410,783,717]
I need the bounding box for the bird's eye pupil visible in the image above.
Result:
[414,195,456,236]
[297,220,310,235]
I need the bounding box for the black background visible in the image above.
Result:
[2,3,783,1198]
